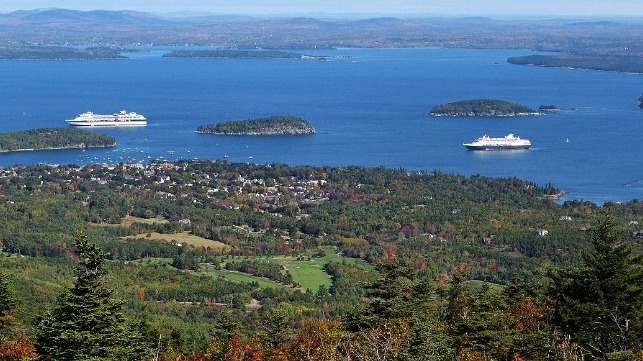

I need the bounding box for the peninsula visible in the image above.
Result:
[0,45,126,60]
[507,54,643,74]
[429,99,540,117]
[163,50,328,60]
[197,116,316,135]
[0,128,116,152]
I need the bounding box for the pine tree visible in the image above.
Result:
[550,217,643,359]
[34,231,148,361]
[0,272,18,341]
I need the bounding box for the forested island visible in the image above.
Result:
[0,160,640,360]
[507,54,643,74]
[198,116,316,135]
[0,128,116,152]
[163,49,327,60]
[429,99,540,116]
[0,45,126,60]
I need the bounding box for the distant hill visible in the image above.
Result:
[1,8,165,26]
[0,8,643,56]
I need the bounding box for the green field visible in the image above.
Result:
[123,231,231,251]
[123,216,169,226]
[131,248,371,292]
[131,257,173,266]
[219,247,372,292]
[205,268,292,290]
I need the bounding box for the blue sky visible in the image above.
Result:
[2,0,643,16]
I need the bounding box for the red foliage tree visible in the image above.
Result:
[225,335,263,361]
[0,335,37,361]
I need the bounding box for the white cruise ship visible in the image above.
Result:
[463,134,531,150]
[66,110,147,126]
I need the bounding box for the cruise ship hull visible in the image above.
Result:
[66,120,147,127]
[464,144,530,151]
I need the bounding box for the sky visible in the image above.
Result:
[1,0,643,17]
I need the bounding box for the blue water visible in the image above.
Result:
[0,48,641,204]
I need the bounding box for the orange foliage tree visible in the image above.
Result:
[0,335,37,361]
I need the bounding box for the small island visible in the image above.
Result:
[639,94,643,109]
[0,128,116,153]
[429,99,540,117]
[538,104,560,112]
[197,116,316,135]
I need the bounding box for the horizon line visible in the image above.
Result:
[1,8,643,20]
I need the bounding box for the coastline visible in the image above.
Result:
[429,112,542,117]
[0,143,117,154]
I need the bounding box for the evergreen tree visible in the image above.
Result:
[550,217,643,359]
[34,231,148,361]
[0,272,18,341]
[350,262,454,360]
[359,261,416,325]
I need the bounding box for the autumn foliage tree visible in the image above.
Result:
[0,335,37,361]
[224,335,263,361]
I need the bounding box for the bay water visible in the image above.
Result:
[0,48,641,204]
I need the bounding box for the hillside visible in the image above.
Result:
[1,9,643,55]
[0,160,641,359]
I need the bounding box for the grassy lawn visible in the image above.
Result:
[130,257,173,266]
[123,231,231,251]
[123,216,169,226]
[92,215,169,227]
[204,268,293,290]
[270,256,331,291]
